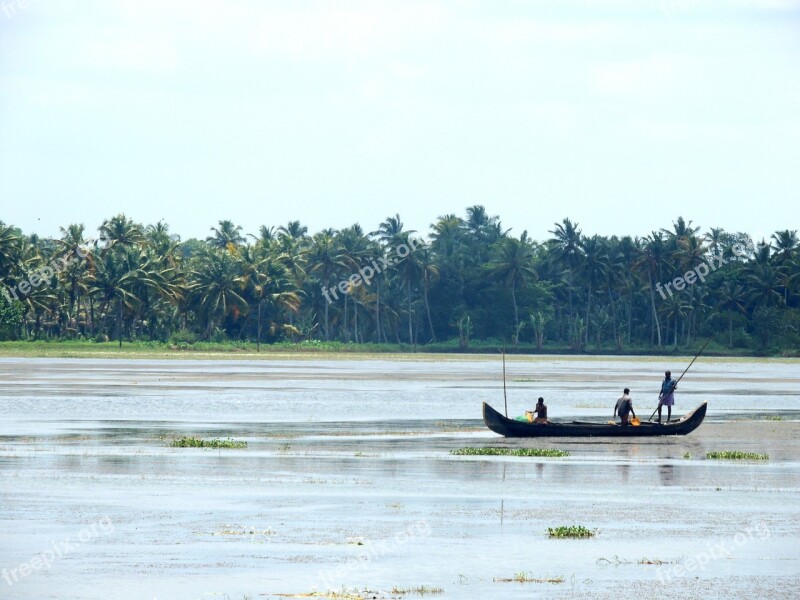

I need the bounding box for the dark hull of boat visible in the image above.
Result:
[483,402,707,438]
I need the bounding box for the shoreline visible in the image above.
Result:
[0,341,799,362]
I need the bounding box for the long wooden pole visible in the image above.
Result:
[502,346,508,418]
[648,336,713,421]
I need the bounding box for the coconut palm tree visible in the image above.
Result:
[207,220,245,250]
[99,214,145,252]
[579,235,608,346]
[635,232,667,347]
[306,232,346,340]
[417,246,439,342]
[488,235,537,345]
[770,230,798,304]
[189,249,248,339]
[716,281,747,347]
[548,219,584,325]
[241,252,300,349]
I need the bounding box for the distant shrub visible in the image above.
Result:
[170,329,199,345]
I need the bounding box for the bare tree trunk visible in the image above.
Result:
[511,282,519,346]
[354,299,358,343]
[117,297,123,348]
[324,297,329,341]
[375,280,381,342]
[649,272,662,348]
[423,282,435,342]
[343,293,348,342]
[584,282,592,347]
[257,300,262,352]
[407,279,413,343]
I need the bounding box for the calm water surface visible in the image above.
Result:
[0,356,798,599]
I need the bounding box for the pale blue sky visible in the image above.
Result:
[1,0,798,244]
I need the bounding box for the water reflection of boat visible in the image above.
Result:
[482,402,707,438]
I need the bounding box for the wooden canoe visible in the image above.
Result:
[483,401,707,438]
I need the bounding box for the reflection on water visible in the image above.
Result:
[618,463,630,483]
[659,464,675,486]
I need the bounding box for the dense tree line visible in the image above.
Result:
[0,208,798,352]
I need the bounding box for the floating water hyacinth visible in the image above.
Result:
[170,437,247,449]
[547,525,596,538]
[706,451,768,460]
[450,447,569,457]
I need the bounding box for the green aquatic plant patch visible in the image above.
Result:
[547,525,595,538]
[170,437,247,449]
[450,447,569,457]
[706,451,768,460]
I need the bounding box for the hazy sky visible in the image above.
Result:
[1,0,799,244]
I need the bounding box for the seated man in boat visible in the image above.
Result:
[657,370,677,423]
[533,397,549,424]
[614,388,636,426]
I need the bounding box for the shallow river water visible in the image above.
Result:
[1,355,798,600]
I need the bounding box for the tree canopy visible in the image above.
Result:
[1,210,798,353]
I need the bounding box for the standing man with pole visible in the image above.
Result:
[657,371,676,423]
[649,336,713,423]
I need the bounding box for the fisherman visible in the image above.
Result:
[614,388,636,426]
[533,397,549,424]
[657,370,676,423]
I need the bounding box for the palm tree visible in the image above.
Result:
[771,230,798,304]
[0,223,23,297]
[417,246,439,342]
[706,227,726,257]
[207,220,245,250]
[430,214,464,267]
[661,293,690,348]
[241,253,300,349]
[375,214,411,249]
[745,255,784,309]
[55,224,92,336]
[99,214,145,251]
[716,281,747,347]
[278,221,309,242]
[548,218,584,332]
[189,249,248,339]
[770,230,798,263]
[374,215,415,342]
[306,232,346,340]
[88,248,158,346]
[488,235,537,345]
[146,221,180,255]
[579,235,608,346]
[635,232,667,347]
[392,233,424,343]
[663,216,701,244]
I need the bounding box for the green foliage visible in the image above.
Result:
[170,329,199,345]
[170,437,247,449]
[0,299,24,340]
[547,525,596,538]
[450,447,569,457]
[706,451,768,460]
[0,211,798,354]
